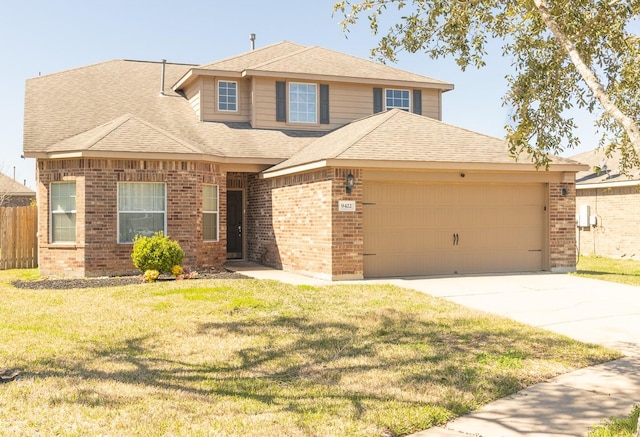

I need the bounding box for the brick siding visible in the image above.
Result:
[548,182,578,272]
[37,159,226,277]
[246,168,363,280]
[37,158,579,279]
[576,185,640,259]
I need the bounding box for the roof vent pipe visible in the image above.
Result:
[250,33,256,50]
[160,59,166,95]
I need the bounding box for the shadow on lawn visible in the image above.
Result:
[576,269,640,278]
[24,307,615,433]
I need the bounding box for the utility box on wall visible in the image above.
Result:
[578,204,590,227]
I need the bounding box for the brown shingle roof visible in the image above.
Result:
[187,41,452,89]
[47,114,209,155]
[198,41,306,72]
[0,172,35,196]
[244,45,452,87]
[571,148,640,184]
[265,109,583,174]
[24,59,323,160]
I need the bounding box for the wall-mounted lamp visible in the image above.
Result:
[561,187,568,197]
[345,173,355,194]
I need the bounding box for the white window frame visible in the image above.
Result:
[117,182,167,244]
[217,80,238,112]
[385,88,410,111]
[50,181,76,244]
[202,184,219,242]
[289,82,317,123]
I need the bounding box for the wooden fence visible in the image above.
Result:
[0,206,38,269]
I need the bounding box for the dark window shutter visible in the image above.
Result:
[373,88,383,113]
[276,81,286,122]
[320,84,329,124]
[413,89,422,115]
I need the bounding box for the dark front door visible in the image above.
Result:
[226,190,243,259]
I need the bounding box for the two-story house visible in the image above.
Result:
[23,41,584,279]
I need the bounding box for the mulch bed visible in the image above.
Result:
[11,267,247,290]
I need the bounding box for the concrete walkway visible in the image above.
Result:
[226,263,640,436]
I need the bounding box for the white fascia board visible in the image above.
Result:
[577,180,640,189]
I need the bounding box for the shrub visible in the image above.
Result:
[131,232,184,274]
[142,270,160,283]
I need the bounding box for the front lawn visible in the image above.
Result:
[0,269,620,436]
[573,255,640,286]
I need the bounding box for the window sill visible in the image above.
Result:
[42,243,83,250]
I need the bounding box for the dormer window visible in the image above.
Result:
[218,80,237,112]
[289,82,317,123]
[386,89,410,111]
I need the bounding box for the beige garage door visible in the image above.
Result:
[363,182,546,278]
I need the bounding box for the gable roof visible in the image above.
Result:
[264,109,586,177]
[571,148,640,187]
[0,173,35,197]
[47,114,209,155]
[23,59,324,162]
[174,41,453,91]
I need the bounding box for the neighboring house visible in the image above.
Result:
[572,148,640,259]
[23,41,585,279]
[0,172,35,207]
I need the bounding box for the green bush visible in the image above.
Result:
[131,232,184,274]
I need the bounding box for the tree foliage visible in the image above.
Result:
[334,0,640,170]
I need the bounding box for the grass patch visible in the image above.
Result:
[0,269,620,436]
[588,405,639,436]
[573,255,640,285]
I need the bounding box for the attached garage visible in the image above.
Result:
[262,109,586,280]
[363,180,547,278]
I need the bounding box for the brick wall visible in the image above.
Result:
[331,168,363,279]
[246,168,364,280]
[548,182,577,272]
[37,159,226,277]
[576,185,640,259]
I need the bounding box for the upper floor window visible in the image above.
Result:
[50,181,76,243]
[386,89,410,111]
[202,184,219,241]
[289,82,317,123]
[118,182,166,243]
[218,80,237,112]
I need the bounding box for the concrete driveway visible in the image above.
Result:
[381,273,640,436]
[384,273,640,356]
[228,263,640,436]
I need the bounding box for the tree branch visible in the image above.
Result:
[533,0,640,148]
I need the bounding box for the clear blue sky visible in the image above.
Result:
[0,0,599,189]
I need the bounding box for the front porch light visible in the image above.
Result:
[345,173,355,194]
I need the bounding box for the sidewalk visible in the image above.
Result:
[227,262,640,437]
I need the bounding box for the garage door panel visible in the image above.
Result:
[364,251,458,278]
[364,181,546,278]
[365,228,453,252]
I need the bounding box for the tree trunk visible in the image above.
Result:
[533,0,640,149]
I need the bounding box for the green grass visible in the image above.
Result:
[0,269,621,436]
[573,255,640,285]
[588,405,639,437]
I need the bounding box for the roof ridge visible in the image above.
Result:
[332,110,399,159]
[124,116,205,154]
[311,46,451,84]
[199,41,306,69]
[246,45,315,70]
[27,59,194,81]
[83,114,133,150]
